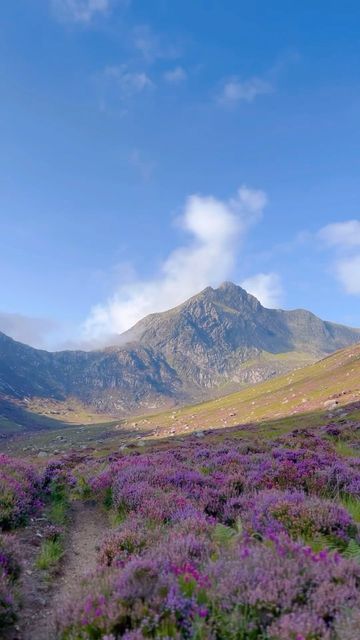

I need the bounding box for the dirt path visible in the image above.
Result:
[12,500,107,640]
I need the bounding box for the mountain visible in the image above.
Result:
[121,282,360,388]
[0,282,359,423]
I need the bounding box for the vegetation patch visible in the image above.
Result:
[36,538,64,571]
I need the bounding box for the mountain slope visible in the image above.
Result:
[0,332,183,414]
[126,341,360,438]
[0,282,359,422]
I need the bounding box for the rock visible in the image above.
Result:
[324,399,339,409]
[37,451,48,458]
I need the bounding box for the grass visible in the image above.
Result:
[47,478,71,526]
[36,479,70,571]
[36,539,64,570]
[341,496,360,522]
[334,440,359,458]
[48,499,68,526]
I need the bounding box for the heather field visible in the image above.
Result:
[1,412,360,640]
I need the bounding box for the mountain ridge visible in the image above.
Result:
[0,282,359,421]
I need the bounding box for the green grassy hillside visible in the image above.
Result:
[123,341,360,437]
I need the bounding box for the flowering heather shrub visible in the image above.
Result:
[42,460,77,493]
[0,454,42,529]
[0,534,20,630]
[43,524,64,542]
[225,489,356,543]
[58,534,360,639]
[0,534,20,582]
[333,608,360,640]
[58,428,360,639]
[98,515,160,567]
[88,436,360,535]
[209,537,360,637]
[268,610,331,639]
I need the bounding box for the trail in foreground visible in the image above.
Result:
[18,501,106,640]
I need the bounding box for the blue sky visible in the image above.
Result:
[1,0,360,348]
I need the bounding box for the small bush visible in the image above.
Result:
[0,455,41,529]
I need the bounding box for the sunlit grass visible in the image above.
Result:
[36,539,63,570]
[342,496,360,522]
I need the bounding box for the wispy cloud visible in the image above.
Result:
[52,0,111,23]
[99,65,154,111]
[319,219,360,294]
[319,220,360,248]
[133,25,181,63]
[82,186,267,341]
[164,66,187,84]
[218,76,273,107]
[104,65,153,95]
[241,272,283,307]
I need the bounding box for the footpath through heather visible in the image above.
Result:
[9,500,106,640]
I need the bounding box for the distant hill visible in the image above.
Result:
[0,282,359,423]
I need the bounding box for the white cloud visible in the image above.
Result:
[103,65,154,98]
[133,25,159,61]
[241,272,282,308]
[133,25,181,62]
[319,220,360,248]
[52,0,110,23]
[164,66,187,84]
[319,219,360,295]
[218,77,273,106]
[83,186,267,340]
[334,255,360,294]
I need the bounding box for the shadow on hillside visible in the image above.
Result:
[0,397,120,435]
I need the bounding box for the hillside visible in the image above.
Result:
[2,341,360,459]
[0,283,359,427]
[132,341,360,437]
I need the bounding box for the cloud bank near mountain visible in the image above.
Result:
[83,186,278,340]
